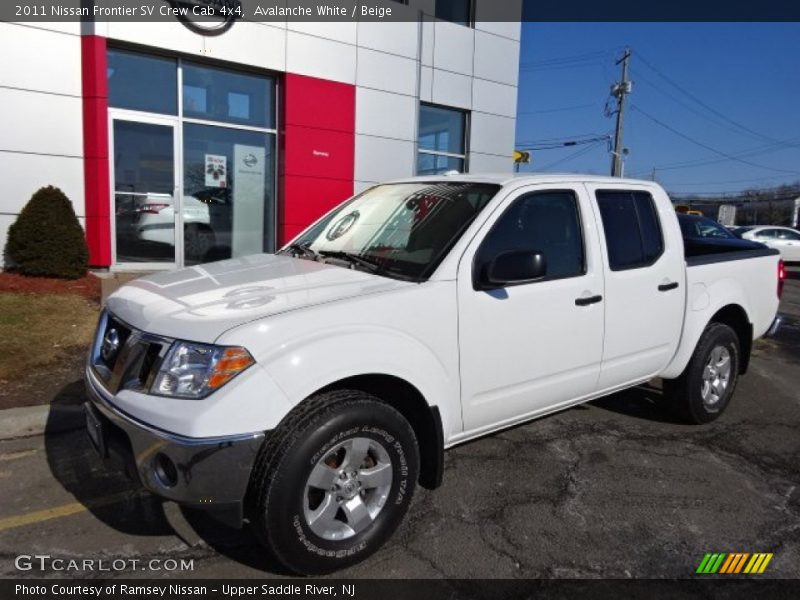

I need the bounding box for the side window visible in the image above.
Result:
[777,229,800,240]
[595,190,664,271]
[475,190,585,283]
[756,229,777,239]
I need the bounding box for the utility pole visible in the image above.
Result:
[610,48,632,177]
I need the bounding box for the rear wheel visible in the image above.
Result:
[248,390,419,575]
[663,322,740,424]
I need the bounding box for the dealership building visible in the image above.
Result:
[0,1,521,270]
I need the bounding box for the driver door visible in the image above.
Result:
[457,184,605,433]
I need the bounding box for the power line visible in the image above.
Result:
[627,135,800,175]
[519,48,619,69]
[634,51,788,146]
[518,103,600,116]
[631,104,800,175]
[536,142,604,171]
[516,135,610,151]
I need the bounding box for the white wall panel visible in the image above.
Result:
[11,21,82,36]
[420,67,433,103]
[468,152,513,174]
[287,21,357,45]
[355,135,415,182]
[0,89,83,157]
[286,31,356,84]
[356,88,417,141]
[470,112,515,156]
[357,48,417,96]
[354,181,377,195]
[0,24,81,97]
[357,21,419,59]
[205,22,286,72]
[106,21,205,55]
[473,31,520,86]
[1,154,85,216]
[472,78,517,117]
[0,214,17,263]
[431,68,472,110]
[474,22,522,42]
[433,21,474,76]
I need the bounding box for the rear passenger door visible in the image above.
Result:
[587,185,685,391]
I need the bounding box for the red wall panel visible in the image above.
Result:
[81,35,111,267]
[279,74,355,245]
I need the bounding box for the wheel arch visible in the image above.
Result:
[318,374,445,490]
[709,304,753,374]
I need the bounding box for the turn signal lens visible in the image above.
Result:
[207,347,255,390]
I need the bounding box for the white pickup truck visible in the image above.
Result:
[85,174,783,574]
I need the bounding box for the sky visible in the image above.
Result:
[514,23,800,196]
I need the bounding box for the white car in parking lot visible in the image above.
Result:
[735,226,800,262]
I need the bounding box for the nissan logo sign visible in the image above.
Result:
[168,0,241,36]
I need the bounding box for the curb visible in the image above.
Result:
[0,404,85,441]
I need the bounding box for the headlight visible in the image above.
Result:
[151,342,255,399]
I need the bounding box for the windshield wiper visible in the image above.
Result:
[317,250,383,274]
[284,242,318,260]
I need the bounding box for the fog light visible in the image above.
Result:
[154,453,178,488]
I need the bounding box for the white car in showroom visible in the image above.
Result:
[735,225,800,262]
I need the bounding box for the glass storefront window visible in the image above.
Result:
[419,104,466,154]
[182,62,275,129]
[108,49,177,115]
[418,104,468,175]
[182,124,276,265]
[107,49,277,267]
[416,153,465,176]
[113,120,176,263]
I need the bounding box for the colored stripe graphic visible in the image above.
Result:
[719,554,736,573]
[697,552,773,574]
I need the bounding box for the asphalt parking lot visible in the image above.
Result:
[1,269,798,579]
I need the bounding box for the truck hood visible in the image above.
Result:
[105,254,413,342]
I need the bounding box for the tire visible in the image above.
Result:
[247,390,419,575]
[663,322,740,424]
[184,224,215,262]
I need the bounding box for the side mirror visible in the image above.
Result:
[479,250,546,290]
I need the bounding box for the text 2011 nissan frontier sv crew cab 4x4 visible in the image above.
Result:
[85,174,783,574]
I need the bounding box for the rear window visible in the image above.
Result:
[595,190,664,271]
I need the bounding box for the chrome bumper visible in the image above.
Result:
[84,367,265,527]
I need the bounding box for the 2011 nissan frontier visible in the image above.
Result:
[85,174,783,574]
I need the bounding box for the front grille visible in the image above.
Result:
[91,311,172,394]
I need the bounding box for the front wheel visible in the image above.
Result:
[663,322,740,424]
[248,390,419,575]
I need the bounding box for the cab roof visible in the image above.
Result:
[388,172,660,188]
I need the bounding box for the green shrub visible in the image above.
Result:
[6,186,88,279]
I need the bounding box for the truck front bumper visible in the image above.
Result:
[84,367,265,527]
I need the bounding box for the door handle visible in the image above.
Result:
[658,282,679,292]
[575,294,602,306]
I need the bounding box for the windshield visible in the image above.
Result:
[678,215,735,240]
[281,182,501,281]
